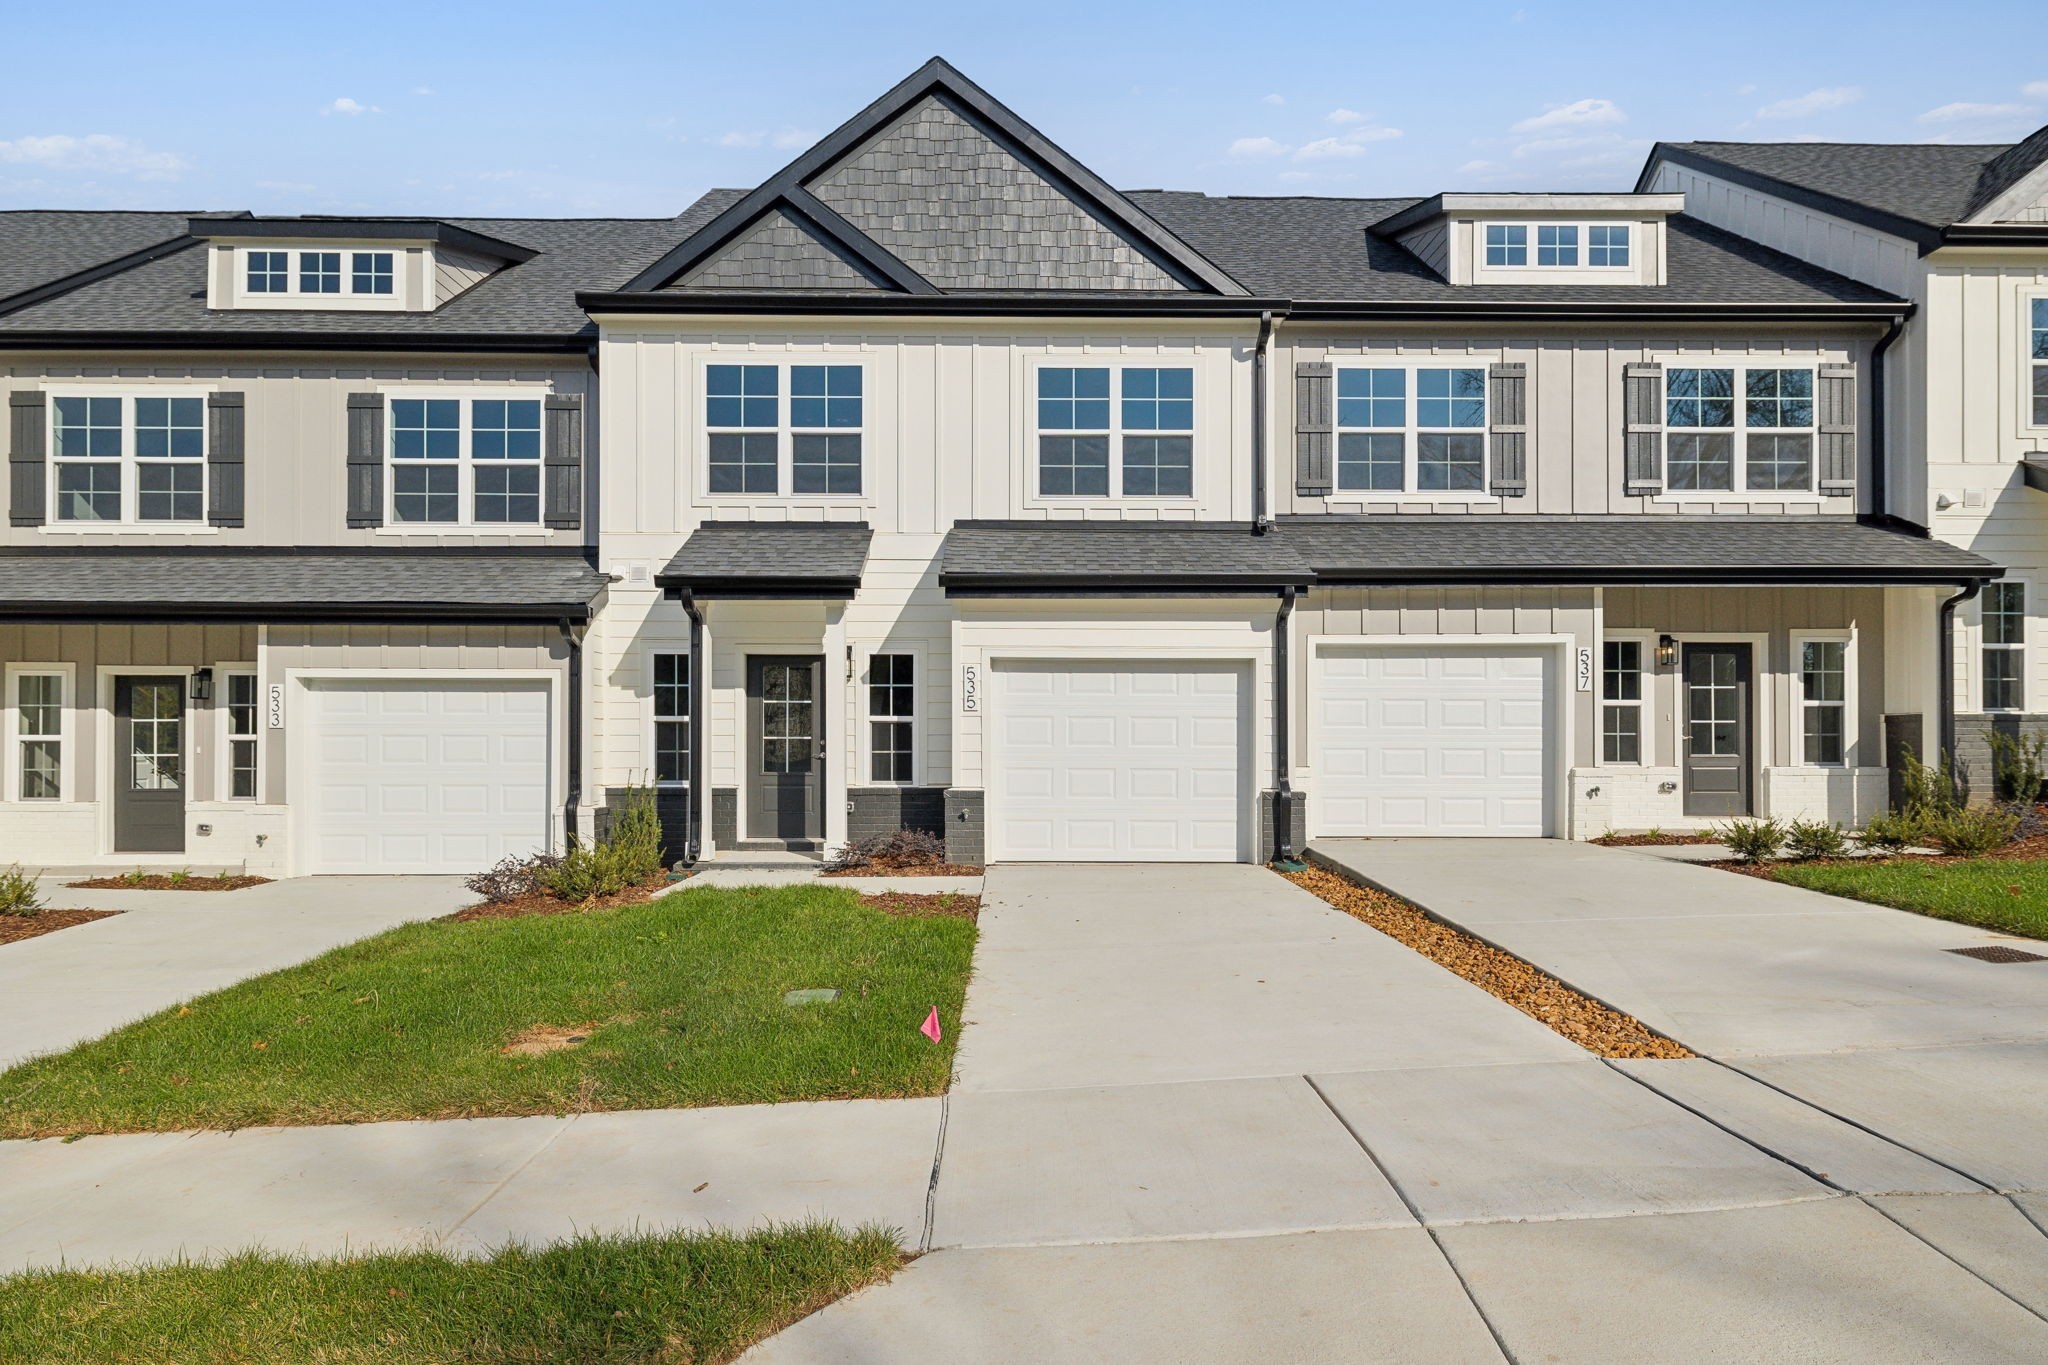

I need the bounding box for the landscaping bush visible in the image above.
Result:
[604,786,666,883]
[1898,747,1963,820]
[0,863,44,917]
[1921,805,2021,858]
[1784,819,1849,861]
[463,851,566,904]
[1718,817,1787,864]
[1855,810,1921,855]
[1985,729,2048,806]
[826,828,947,872]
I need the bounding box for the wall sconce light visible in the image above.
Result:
[1656,635,1677,668]
[191,667,213,703]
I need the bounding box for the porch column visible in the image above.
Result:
[823,601,849,853]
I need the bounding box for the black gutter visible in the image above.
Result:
[940,574,1313,597]
[659,578,864,601]
[580,291,1291,319]
[1251,310,1275,532]
[2022,455,2048,495]
[1272,586,1298,864]
[0,331,594,354]
[1939,224,2048,249]
[1282,299,1914,324]
[1306,566,2000,588]
[558,619,585,851]
[1869,314,1905,521]
[0,602,601,624]
[0,236,204,319]
[679,593,707,866]
[1938,581,1988,783]
[0,543,600,560]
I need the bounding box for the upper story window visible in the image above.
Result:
[1665,366,1816,493]
[388,395,542,525]
[1588,225,1630,267]
[2031,299,2048,426]
[1334,365,1487,493]
[247,251,289,293]
[1484,225,1526,266]
[705,362,863,496]
[1036,365,1193,499]
[1536,225,1578,266]
[49,394,206,524]
[238,247,400,301]
[1984,582,2026,712]
[1483,223,1630,271]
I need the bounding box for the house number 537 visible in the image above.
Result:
[1575,647,1593,692]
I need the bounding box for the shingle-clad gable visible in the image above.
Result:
[675,209,884,291]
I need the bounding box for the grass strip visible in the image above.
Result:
[0,1221,900,1364]
[1767,858,2048,940]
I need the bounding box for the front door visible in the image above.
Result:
[114,675,186,853]
[1682,643,1752,817]
[746,655,824,843]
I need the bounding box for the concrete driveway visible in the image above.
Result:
[751,863,2048,1363]
[1,875,469,1069]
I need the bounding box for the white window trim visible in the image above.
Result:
[215,664,261,801]
[1025,359,1198,504]
[4,664,74,803]
[1481,222,1633,271]
[375,385,554,533]
[228,244,415,311]
[1790,630,1857,768]
[648,648,691,790]
[1331,361,1495,499]
[2024,292,2048,434]
[697,357,871,502]
[1980,580,2028,714]
[862,648,920,787]
[1598,631,1655,768]
[1651,359,1824,499]
[41,386,217,530]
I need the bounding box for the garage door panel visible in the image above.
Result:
[990,661,1248,863]
[1317,647,1553,839]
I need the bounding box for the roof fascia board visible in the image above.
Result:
[1375,193,1686,237]
[0,602,596,624]
[657,578,863,601]
[0,331,591,353]
[191,218,538,261]
[1938,225,2048,249]
[1283,299,1911,323]
[581,293,1289,319]
[0,235,202,319]
[1637,145,1943,250]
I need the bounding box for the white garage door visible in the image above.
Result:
[1316,647,1553,837]
[990,661,1248,862]
[302,679,552,874]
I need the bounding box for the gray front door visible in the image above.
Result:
[747,655,824,843]
[114,676,186,853]
[1683,643,1752,817]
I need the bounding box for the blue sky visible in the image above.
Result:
[4,0,2046,218]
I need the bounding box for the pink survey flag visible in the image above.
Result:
[920,1007,943,1043]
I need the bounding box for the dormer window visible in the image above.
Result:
[1588,226,1630,267]
[1485,225,1526,266]
[202,219,529,313]
[353,252,394,295]
[243,248,396,299]
[248,251,289,293]
[300,252,342,294]
[1484,223,1630,270]
[1536,226,1578,266]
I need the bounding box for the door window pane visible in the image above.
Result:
[129,683,182,791]
[760,664,813,774]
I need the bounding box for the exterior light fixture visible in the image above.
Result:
[191,667,213,702]
[1656,635,1677,668]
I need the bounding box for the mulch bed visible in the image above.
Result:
[821,863,984,878]
[854,891,980,921]
[0,909,121,946]
[1590,833,1720,848]
[67,874,270,891]
[444,877,669,922]
[1280,864,1692,1060]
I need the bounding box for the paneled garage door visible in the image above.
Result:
[1316,646,1553,837]
[302,679,552,874]
[990,661,1248,862]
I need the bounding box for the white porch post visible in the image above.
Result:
[823,601,849,853]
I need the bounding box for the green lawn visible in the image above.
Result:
[1769,858,2048,939]
[0,1222,899,1365]
[0,884,976,1138]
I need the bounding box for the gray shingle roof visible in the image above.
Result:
[0,211,194,305]
[1280,516,1999,585]
[939,521,1312,593]
[1125,192,1899,305]
[656,521,874,598]
[0,549,607,621]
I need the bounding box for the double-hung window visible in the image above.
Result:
[1036,365,1193,499]
[868,654,915,783]
[224,671,259,799]
[1601,640,1644,764]
[652,652,691,787]
[1984,582,2026,711]
[388,395,543,526]
[1334,365,1486,493]
[50,393,207,524]
[2031,299,2048,426]
[1665,365,1816,493]
[706,362,863,496]
[1798,639,1848,766]
[9,668,66,801]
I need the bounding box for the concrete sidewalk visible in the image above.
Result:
[3,876,469,1070]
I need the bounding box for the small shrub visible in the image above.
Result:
[168,867,190,886]
[121,868,148,887]
[1718,817,1787,864]
[1855,810,1921,855]
[827,827,948,872]
[1784,819,1849,861]
[464,851,566,904]
[1984,729,2048,806]
[0,863,44,917]
[604,786,666,884]
[1922,806,2022,858]
[541,842,641,901]
[1899,747,1962,820]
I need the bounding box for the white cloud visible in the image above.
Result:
[322,97,380,116]
[1918,101,2032,124]
[1228,135,1289,158]
[1458,159,1504,175]
[1755,86,1862,120]
[1295,125,1402,160]
[1735,83,1757,96]
[1277,169,1353,184]
[1261,93,1285,106]
[2024,81,2048,101]
[1511,98,1626,134]
[412,86,435,96]
[0,133,188,179]
[717,130,763,148]
[770,129,815,149]
[1327,107,1365,125]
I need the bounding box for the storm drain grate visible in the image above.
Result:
[1947,945,2048,964]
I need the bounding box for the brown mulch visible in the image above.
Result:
[822,863,984,878]
[0,909,121,945]
[1590,832,1720,848]
[855,891,981,921]
[445,877,670,922]
[1279,864,1692,1060]
[67,874,270,891]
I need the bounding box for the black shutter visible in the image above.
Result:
[1488,362,1528,497]
[544,393,583,529]
[1623,363,1664,497]
[346,392,384,528]
[207,391,245,527]
[9,391,46,527]
[1295,361,1333,497]
[1817,364,1856,498]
